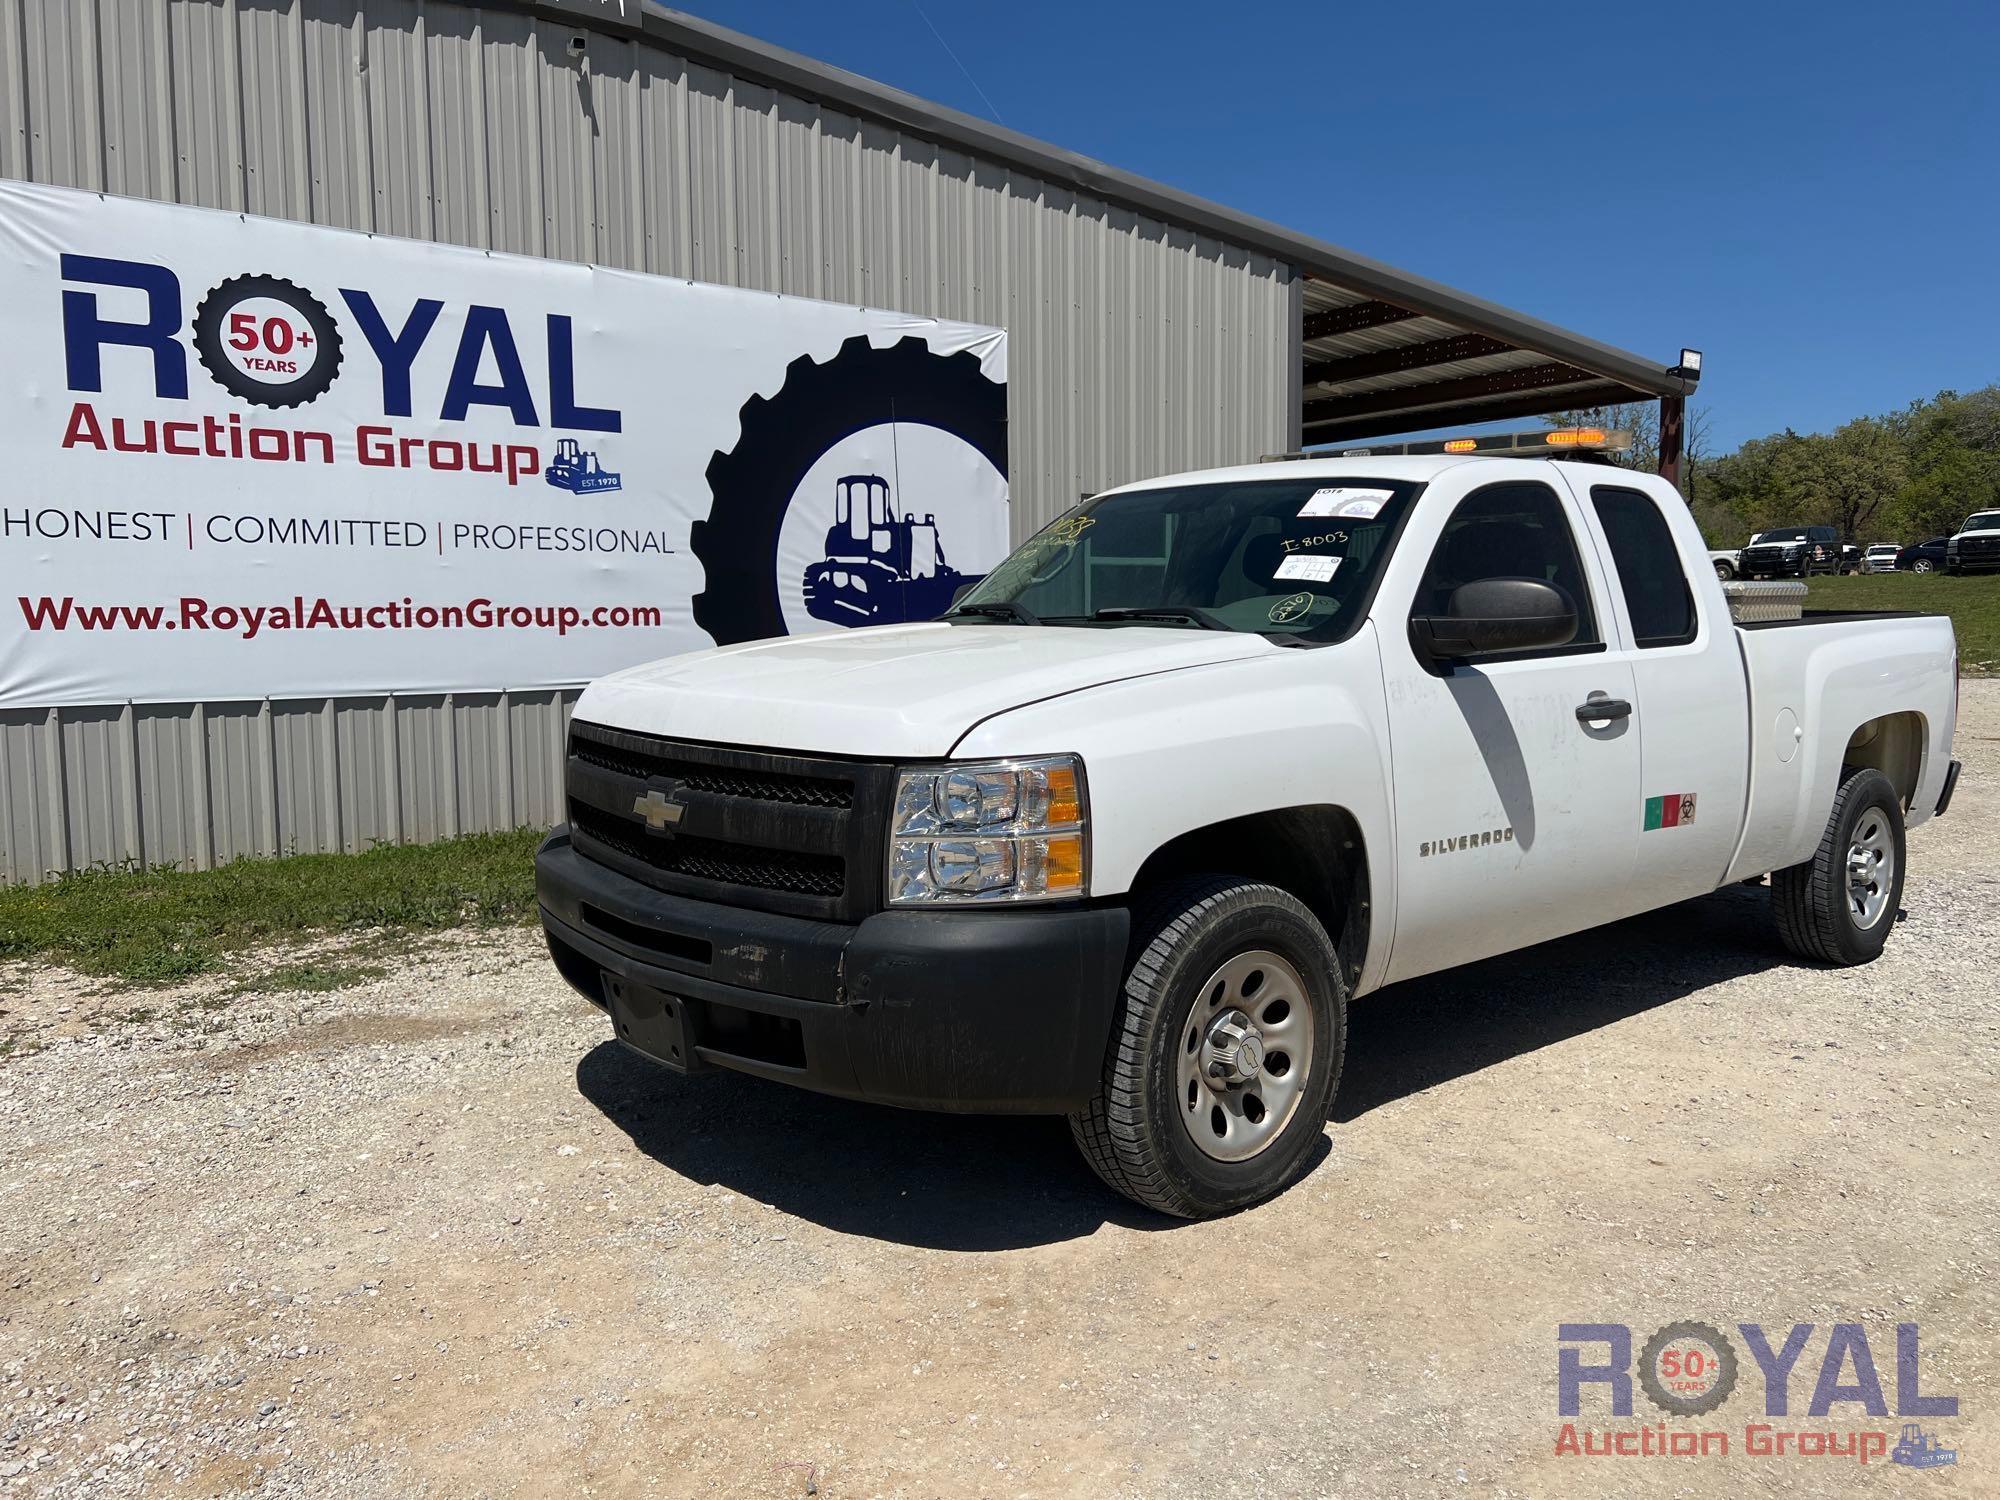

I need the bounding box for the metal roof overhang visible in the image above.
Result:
[521,2,1696,448]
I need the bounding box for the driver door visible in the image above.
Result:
[1381,476,1641,984]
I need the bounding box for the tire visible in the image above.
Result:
[691,334,1008,645]
[190,273,344,409]
[1068,877,1346,1218]
[1913,559,1935,574]
[1713,561,1735,581]
[1772,767,1906,966]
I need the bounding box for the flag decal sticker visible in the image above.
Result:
[1644,793,1697,830]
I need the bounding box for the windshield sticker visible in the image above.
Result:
[1047,514,1096,544]
[1274,554,1340,583]
[1267,591,1314,624]
[1299,486,1392,519]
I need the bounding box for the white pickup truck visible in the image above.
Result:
[537,456,1962,1217]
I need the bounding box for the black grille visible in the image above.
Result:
[570,800,847,897]
[562,723,893,919]
[570,729,852,808]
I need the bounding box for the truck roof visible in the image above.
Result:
[1096,454,1645,498]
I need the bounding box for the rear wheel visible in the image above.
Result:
[1069,877,1346,1218]
[1912,558,1935,574]
[1772,767,1906,965]
[1713,560,1735,581]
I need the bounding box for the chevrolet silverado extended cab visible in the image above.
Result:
[537,456,1962,1217]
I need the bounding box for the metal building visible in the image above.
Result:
[0,0,1696,884]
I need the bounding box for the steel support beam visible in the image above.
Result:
[1301,361,1602,425]
[1301,301,1421,342]
[1304,332,1515,389]
[1658,394,1685,490]
[1301,380,1640,445]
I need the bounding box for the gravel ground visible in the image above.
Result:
[3,683,1996,1499]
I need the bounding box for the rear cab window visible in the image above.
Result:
[1589,485,1698,648]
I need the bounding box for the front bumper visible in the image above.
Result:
[537,828,1129,1113]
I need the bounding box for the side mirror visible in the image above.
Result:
[1410,577,1577,666]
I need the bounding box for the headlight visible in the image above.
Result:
[887,755,1087,905]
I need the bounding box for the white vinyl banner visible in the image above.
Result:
[0,183,1009,709]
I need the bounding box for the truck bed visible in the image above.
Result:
[1737,608,1934,628]
[1726,611,1958,882]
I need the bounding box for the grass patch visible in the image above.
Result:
[0,828,541,986]
[1802,572,2000,673]
[227,960,390,996]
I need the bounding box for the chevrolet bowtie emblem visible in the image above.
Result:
[633,786,685,832]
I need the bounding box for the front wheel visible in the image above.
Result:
[1069,878,1346,1218]
[1772,767,1906,965]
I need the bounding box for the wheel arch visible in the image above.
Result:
[1127,805,1371,991]
[1843,710,1927,811]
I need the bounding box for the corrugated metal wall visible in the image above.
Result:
[0,0,1298,884]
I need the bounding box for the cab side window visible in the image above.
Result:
[1412,481,1599,654]
[1591,485,1697,647]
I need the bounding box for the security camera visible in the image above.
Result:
[566,33,587,58]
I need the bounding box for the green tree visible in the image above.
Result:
[1884,387,2000,541]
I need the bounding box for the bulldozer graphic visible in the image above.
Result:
[803,473,976,626]
[1891,1423,1957,1469]
[544,438,621,494]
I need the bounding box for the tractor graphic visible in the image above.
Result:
[544,438,621,494]
[803,473,976,626]
[1891,1424,1957,1469]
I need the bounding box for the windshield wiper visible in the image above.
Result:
[948,600,1044,626]
[1089,605,1231,632]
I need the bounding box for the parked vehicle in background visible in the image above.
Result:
[1709,547,1742,580]
[1741,525,1840,579]
[1899,537,1950,574]
[1865,543,1903,573]
[1946,510,2000,575]
[1839,544,1862,574]
[537,455,1961,1218]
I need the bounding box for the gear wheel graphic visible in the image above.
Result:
[191,273,344,409]
[691,334,1007,645]
[1638,1320,1740,1417]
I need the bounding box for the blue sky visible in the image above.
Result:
[675,0,1999,451]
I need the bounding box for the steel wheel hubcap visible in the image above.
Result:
[1176,950,1315,1163]
[1846,811,1894,929]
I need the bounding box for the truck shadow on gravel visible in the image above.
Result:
[576,883,1791,1248]
[1334,882,1787,1121]
[575,1042,1164,1249]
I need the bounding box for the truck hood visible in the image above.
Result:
[576,622,1275,757]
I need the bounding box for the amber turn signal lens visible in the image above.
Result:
[1041,833,1085,892]
[1043,764,1082,827]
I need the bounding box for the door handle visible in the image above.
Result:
[1576,696,1632,723]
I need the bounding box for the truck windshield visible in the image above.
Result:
[1754,529,1810,543]
[951,477,1424,641]
[1966,513,2000,531]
